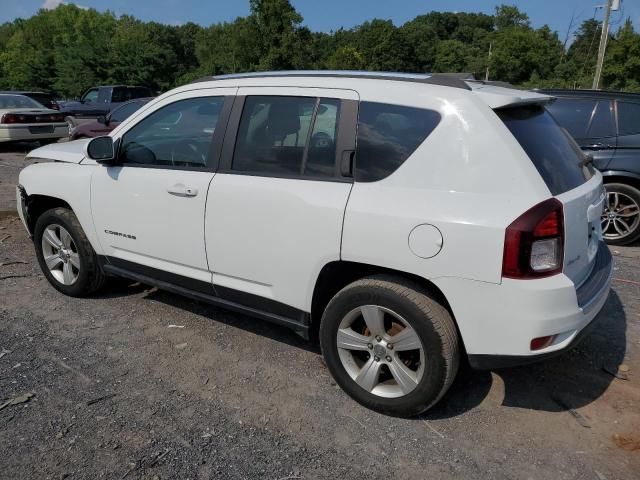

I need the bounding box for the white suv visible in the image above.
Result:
[17,71,613,417]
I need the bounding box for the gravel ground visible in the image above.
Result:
[0,145,639,479]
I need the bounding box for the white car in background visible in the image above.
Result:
[16,71,613,417]
[0,94,67,144]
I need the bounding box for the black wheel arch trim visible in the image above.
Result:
[600,170,640,182]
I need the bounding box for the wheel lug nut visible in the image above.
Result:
[385,356,392,362]
[387,343,393,350]
[367,343,373,350]
[374,356,380,362]
[375,335,382,342]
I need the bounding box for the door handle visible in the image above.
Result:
[167,184,198,197]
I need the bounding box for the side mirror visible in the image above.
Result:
[97,115,108,125]
[85,136,116,164]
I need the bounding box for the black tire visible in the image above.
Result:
[34,207,106,296]
[319,275,459,417]
[603,183,640,246]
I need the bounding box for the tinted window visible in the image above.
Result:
[111,87,128,103]
[27,93,54,108]
[546,98,596,138]
[109,101,145,123]
[497,105,589,195]
[130,87,151,99]
[618,102,640,135]
[355,102,441,182]
[587,101,615,138]
[120,96,223,168]
[233,96,340,177]
[305,99,341,177]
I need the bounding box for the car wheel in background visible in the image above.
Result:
[602,183,640,246]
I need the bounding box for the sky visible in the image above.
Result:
[2,0,639,39]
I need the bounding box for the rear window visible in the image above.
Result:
[497,105,589,195]
[355,102,441,182]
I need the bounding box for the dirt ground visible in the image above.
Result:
[0,143,639,480]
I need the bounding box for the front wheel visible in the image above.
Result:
[34,207,106,296]
[319,275,460,417]
[602,183,640,246]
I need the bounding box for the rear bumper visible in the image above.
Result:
[0,124,68,142]
[434,241,613,368]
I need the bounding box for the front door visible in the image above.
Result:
[91,89,235,290]
[205,87,358,312]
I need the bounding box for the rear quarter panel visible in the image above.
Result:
[342,85,551,285]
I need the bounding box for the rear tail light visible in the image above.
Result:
[502,198,564,279]
[0,113,65,124]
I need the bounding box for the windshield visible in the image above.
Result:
[0,94,44,109]
[497,105,590,195]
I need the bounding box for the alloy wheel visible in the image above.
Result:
[41,224,80,285]
[336,305,425,399]
[601,190,640,241]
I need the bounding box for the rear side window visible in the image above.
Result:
[546,98,593,138]
[497,105,589,195]
[232,95,341,178]
[355,102,441,182]
[617,102,640,135]
[547,98,615,139]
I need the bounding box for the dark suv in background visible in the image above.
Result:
[542,89,640,245]
[59,85,152,117]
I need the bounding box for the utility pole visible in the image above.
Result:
[484,42,492,81]
[592,0,613,89]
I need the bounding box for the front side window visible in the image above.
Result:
[618,102,640,136]
[355,102,441,182]
[232,96,341,178]
[119,96,223,168]
[82,88,99,103]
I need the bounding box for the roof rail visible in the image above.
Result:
[190,70,471,90]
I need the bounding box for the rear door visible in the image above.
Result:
[498,105,604,288]
[546,97,617,170]
[205,87,358,312]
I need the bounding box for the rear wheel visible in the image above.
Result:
[602,183,640,245]
[319,275,459,417]
[34,207,106,296]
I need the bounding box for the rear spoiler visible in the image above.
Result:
[467,82,553,109]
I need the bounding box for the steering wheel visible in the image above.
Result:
[170,139,205,166]
[310,132,333,149]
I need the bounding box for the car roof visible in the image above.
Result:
[537,88,640,102]
[0,90,51,95]
[193,70,472,90]
[184,70,552,109]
